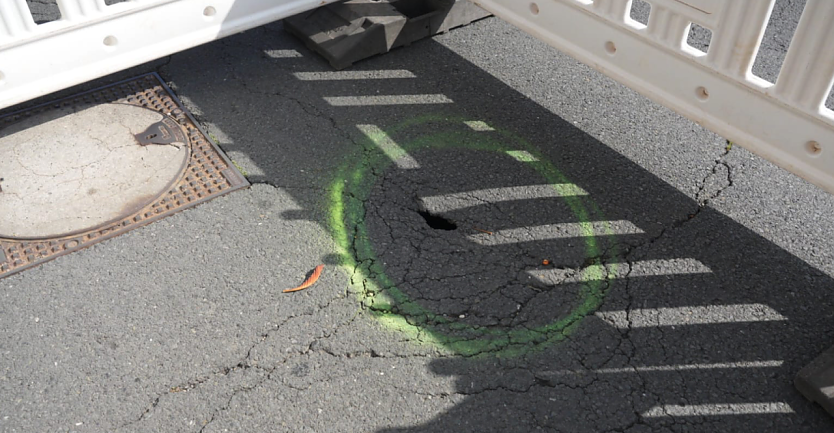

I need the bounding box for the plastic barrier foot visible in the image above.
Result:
[796,344,834,417]
[284,0,490,70]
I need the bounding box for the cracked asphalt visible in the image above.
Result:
[4,0,834,431]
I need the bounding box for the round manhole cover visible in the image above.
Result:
[0,103,189,239]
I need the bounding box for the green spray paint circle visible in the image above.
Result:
[329,116,618,357]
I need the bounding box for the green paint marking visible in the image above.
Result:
[328,115,620,357]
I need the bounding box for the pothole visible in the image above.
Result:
[363,149,596,330]
[417,210,457,230]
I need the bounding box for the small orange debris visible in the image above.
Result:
[542,259,550,266]
[474,228,493,235]
[284,264,324,293]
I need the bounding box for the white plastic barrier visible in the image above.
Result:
[3,0,833,194]
[473,0,834,194]
[0,0,337,110]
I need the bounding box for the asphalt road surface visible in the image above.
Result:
[3,0,834,431]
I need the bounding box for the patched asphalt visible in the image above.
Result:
[3,1,834,431]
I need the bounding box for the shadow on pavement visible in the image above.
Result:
[7,16,832,431]
[163,22,834,431]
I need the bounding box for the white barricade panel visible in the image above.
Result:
[474,0,834,194]
[0,0,338,110]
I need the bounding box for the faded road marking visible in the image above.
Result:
[325,94,453,106]
[357,125,420,169]
[294,70,416,80]
[468,220,643,245]
[642,402,794,417]
[264,49,302,58]
[464,120,495,131]
[596,304,787,328]
[541,360,783,376]
[528,258,711,284]
[422,184,588,213]
[628,258,712,276]
[506,150,539,162]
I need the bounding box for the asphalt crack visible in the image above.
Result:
[120,289,352,430]
[693,142,734,215]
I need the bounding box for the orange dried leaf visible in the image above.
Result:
[284,264,324,293]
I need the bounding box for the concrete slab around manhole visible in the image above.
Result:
[0,74,248,278]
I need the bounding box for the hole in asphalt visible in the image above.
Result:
[417,210,457,230]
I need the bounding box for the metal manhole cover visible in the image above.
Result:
[0,104,189,238]
[0,73,249,278]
